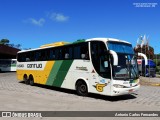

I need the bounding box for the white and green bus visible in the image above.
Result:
[0,59,17,72]
[16,38,140,96]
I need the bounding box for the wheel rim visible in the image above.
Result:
[24,77,28,84]
[77,83,87,95]
[80,85,87,93]
[30,79,34,85]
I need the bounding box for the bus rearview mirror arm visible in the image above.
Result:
[109,50,118,66]
[137,53,148,65]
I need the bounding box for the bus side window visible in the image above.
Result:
[50,49,56,60]
[59,49,63,60]
[54,49,59,60]
[45,49,50,60]
[73,46,81,59]
[68,47,73,59]
[30,52,35,61]
[35,51,40,61]
[65,53,69,59]
[26,58,30,61]
[17,53,22,62]
[73,43,89,60]
[63,47,72,59]
[40,50,46,61]
[23,54,26,62]
[62,47,67,59]
[81,43,89,60]
[26,53,31,62]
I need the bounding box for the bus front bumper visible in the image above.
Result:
[111,84,140,96]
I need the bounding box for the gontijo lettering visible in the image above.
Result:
[27,64,42,68]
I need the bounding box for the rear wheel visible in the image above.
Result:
[29,75,34,86]
[76,81,88,96]
[23,75,29,85]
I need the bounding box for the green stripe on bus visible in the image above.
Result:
[52,60,73,87]
[46,61,63,85]
[11,64,16,67]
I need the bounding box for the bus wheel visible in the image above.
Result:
[29,75,34,86]
[76,80,88,96]
[23,75,29,85]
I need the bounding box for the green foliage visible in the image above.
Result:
[0,39,10,45]
[0,38,21,49]
[76,39,85,41]
[153,59,160,66]
[153,59,160,74]
[156,66,159,72]
[73,39,86,44]
[134,45,154,59]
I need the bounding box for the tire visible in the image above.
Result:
[29,75,34,86]
[23,75,29,85]
[76,81,88,96]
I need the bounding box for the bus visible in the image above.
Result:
[0,59,17,72]
[16,38,140,96]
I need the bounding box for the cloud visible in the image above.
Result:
[27,18,45,26]
[49,13,69,22]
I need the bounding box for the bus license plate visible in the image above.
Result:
[129,89,133,93]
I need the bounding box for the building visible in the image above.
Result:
[0,44,20,59]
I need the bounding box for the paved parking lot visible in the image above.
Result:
[140,76,160,86]
[0,72,160,119]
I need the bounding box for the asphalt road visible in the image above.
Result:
[0,72,160,120]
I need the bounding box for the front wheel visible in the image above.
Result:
[76,81,88,96]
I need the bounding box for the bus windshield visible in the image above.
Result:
[107,41,139,80]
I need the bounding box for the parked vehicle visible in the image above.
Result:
[137,59,156,77]
[0,59,17,72]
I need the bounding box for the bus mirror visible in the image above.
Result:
[138,53,148,65]
[109,50,118,66]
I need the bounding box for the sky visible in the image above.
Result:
[0,0,160,53]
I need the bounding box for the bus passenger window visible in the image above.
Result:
[81,44,89,60]
[73,43,89,60]
[50,49,55,60]
[65,53,69,59]
[73,46,81,59]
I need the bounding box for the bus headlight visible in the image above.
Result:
[113,84,125,88]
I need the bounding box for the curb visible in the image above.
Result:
[151,84,160,86]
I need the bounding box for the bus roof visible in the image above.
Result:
[40,41,70,48]
[18,38,131,53]
[86,38,131,44]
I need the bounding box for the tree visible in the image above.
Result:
[134,45,154,60]
[15,44,21,49]
[0,39,10,45]
[0,38,22,50]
